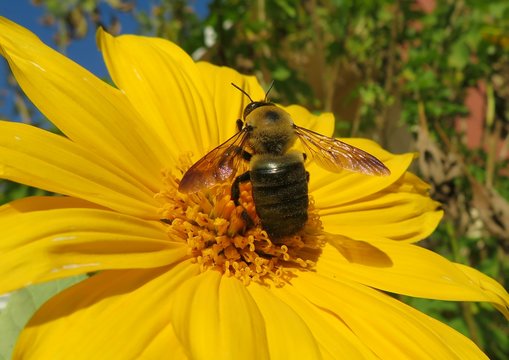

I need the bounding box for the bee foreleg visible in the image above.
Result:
[231,171,251,206]
[231,145,252,162]
[241,150,252,161]
[236,119,244,132]
[231,171,254,229]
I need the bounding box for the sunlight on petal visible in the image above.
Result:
[171,271,269,360]
[320,174,442,242]
[14,262,198,359]
[0,207,187,293]
[318,241,508,312]
[98,29,216,159]
[0,121,160,218]
[294,273,489,359]
[0,17,168,191]
[0,196,102,217]
[248,282,321,359]
[285,105,335,136]
[273,285,378,359]
[310,141,414,205]
[454,263,509,319]
[197,62,265,143]
[139,323,188,359]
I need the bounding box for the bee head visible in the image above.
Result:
[243,101,275,120]
[231,81,276,121]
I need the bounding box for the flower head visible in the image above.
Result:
[0,17,508,359]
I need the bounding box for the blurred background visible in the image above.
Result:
[0,0,508,359]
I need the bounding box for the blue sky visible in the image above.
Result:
[1,1,132,78]
[0,1,210,76]
[0,1,210,120]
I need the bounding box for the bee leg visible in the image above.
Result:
[241,150,252,161]
[306,171,310,183]
[236,119,244,132]
[231,145,252,162]
[302,153,307,161]
[231,171,251,206]
[231,171,255,228]
[240,210,254,228]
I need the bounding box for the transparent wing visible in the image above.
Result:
[294,125,391,176]
[178,130,250,193]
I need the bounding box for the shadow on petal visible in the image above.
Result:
[15,261,198,359]
[26,267,170,326]
[324,233,393,267]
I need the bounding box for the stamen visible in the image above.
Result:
[156,156,325,286]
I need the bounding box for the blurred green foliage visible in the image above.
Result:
[1,0,508,358]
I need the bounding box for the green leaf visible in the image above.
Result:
[0,275,86,359]
[272,65,291,81]
[448,41,470,69]
[275,0,297,18]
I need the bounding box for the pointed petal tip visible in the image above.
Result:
[95,26,107,50]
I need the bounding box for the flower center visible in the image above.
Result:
[156,155,325,285]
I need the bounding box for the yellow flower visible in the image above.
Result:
[0,17,508,359]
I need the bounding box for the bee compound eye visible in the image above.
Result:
[244,103,258,118]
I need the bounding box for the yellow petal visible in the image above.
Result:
[293,273,488,359]
[454,263,509,319]
[14,261,198,359]
[0,204,186,293]
[0,17,166,191]
[0,121,160,218]
[273,285,378,359]
[248,282,321,359]
[97,29,216,160]
[310,138,415,206]
[317,241,508,313]
[320,171,442,242]
[171,271,269,360]
[196,62,265,143]
[284,104,335,136]
[0,196,101,217]
[139,323,188,359]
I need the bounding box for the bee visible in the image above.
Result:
[178,83,391,238]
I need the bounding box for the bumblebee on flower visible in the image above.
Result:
[0,17,507,359]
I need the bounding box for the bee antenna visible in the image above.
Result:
[231,83,254,103]
[264,80,275,101]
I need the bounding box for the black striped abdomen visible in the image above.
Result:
[250,156,308,238]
